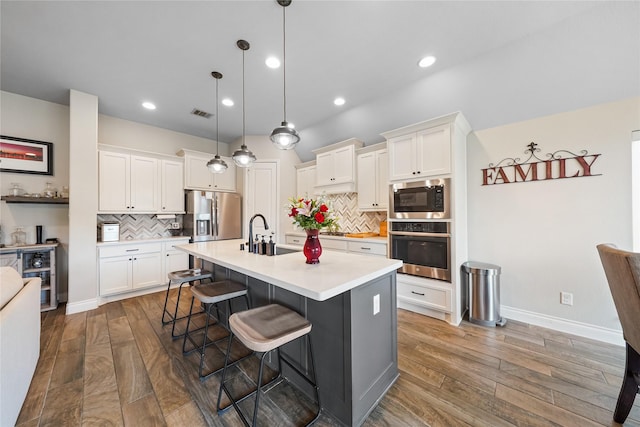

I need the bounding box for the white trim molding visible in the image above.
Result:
[501,305,624,346]
[65,298,99,315]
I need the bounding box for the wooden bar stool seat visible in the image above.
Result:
[217,304,321,426]
[162,268,213,339]
[182,279,251,381]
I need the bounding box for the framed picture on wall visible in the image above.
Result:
[0,135,53,175]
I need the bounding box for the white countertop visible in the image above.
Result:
[176,239,402,301]
[96,235,190,246]
[285,231,388,244]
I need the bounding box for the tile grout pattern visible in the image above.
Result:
[326,193,386,233]
[17,289,640,426]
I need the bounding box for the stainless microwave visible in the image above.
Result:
[389,178,450,219]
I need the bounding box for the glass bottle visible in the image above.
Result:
[42,182,57,198]
[12,227,26,246]
[10,182,23,196]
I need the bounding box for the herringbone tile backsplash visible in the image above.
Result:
[97,214,183,240]
[326,193,387,233]
[98,193,384,240]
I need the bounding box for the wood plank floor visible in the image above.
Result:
[15,287,640,427]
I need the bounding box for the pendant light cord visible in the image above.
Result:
[242,47,246,147]
[282,5,287,123]
[215,77,220,155]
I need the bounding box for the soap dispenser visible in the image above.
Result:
[253,234,260,253]
[267,235,275,256]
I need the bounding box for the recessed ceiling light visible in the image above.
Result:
[334,97,346,106]
[222,98,234,107]
[142,101,156,110]
[265,56,281,69]
[418,56,436,68]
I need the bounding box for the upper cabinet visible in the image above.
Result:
[312,138,363,194]
[295,162,316,198]
[179,149,236,192]
[385,124,451,181]
[357,145,388,211]
[98,146,185,214]
[160,159,184,213]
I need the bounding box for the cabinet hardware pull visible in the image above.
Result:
[360,247,371,250]
[126,249,139,252]
[411,291,425,296]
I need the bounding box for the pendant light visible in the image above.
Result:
[231,39,257,168]
[270,0,300,150]
[207,71,228,173]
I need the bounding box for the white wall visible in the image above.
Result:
[67,90,99,313]
[0,91,70,299]
[467,97,640,339]
[98,115,230,156]
[229,135,301,243]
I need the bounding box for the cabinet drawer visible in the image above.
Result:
[163,239,190,252]
[99,242,162,258]
[346,241,386,256]
[397,280,452,312]
[320,238,348,252]
[285,235,305,246]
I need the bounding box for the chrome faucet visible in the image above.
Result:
[248,213,269,253]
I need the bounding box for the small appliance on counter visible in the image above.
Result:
[99,222,120,242]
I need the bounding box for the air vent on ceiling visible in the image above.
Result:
[191,108,212,118]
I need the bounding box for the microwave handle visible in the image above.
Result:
[388,231,451,238]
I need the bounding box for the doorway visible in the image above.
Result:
[244,160,279,242]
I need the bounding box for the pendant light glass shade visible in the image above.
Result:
[270,121,299,150]
[207,71,228,174]
[232,39,256,168]
[271,0,299,150]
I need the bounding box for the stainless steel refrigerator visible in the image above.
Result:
[183,191,242,242]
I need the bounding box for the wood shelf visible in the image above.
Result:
[1,196,69,204]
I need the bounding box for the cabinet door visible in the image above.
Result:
[165,251,189,280]
[131,252,163,289]
[387,134,417,181]
[212,157,236,192]
[332,146,355,184]
[296,166,316,198]
[315,152,334,186]
[416,125,451,176]
[99,151,130,212]
[130,155,160,212]
[185,155,214,190]
[99,256,131,295]
[376,150,389,209]
[357,152,377,209]
[161,159,185,213]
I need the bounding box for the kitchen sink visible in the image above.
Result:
[274,246,300,255]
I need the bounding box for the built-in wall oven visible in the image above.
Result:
[388,221,451,282]
[389,178,450,220]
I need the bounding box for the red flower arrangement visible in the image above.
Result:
[286,196,336,230]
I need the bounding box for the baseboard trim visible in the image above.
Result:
[65,298,99,315]
[501,305,624,346]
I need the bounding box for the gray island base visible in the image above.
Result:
[177,240,402,426]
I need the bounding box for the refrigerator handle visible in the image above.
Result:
[213,195,219,238]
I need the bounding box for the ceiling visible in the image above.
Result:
[1,1,633,161]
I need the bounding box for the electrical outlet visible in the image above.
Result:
[373,294,380,315]
[560,292,573,306]
[170,222,180,229]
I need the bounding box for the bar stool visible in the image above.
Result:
[217,304,321,427]
[161,268,213,339]
[182,279,251,380]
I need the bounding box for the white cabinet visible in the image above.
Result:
[163,238,190,279]
[98,148,184,214]
[386,124,451,181]
[98,242,163,296]
[312,138,363,193]
[285,233,386,256]
[346,240,386,256]
[357,148,388,211]
[296,165,316,198]
[161,159,185,213]
[182,150,236,192]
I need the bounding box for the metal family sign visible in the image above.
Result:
[482,142,601,186]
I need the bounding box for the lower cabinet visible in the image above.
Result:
[396,273,452,318]
[285,233,386,256]
[98,238,190,297]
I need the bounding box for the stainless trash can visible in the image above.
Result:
[462,261,506,327]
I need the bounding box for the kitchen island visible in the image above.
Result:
[177,239,402,427]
